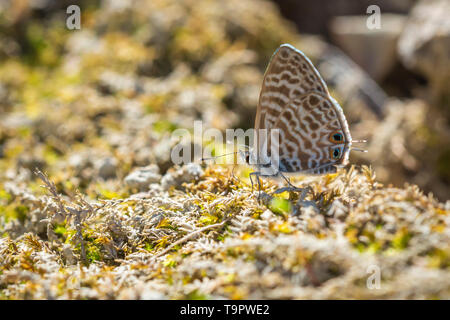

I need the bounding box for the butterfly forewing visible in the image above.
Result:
[255,44,329,132]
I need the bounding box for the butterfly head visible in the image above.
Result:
[238,149,252,166]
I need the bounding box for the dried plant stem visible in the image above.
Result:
[152,217,231,259]
[34,169,67,218]
[71,209,87,265]
[34,169,87,264]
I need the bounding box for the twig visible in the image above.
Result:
[152,217,231,260]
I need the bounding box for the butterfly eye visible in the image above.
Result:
[330,147,341,160]
[330,132,344,143]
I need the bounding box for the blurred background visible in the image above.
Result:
[0,0,449,200]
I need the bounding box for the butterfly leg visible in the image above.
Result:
[256,175,263,201]
[277,172,304,193]
[298,186,313,202]
[272,185,312,200]
[274,174,313,212]
[249,171,255,193]
[249,171,264,202]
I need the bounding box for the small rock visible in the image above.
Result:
[96,157,118,179]
[161,163,204,190]
[161,171,177,190]
[124,164,162,191]
[327,200,348,220]
[260,209,274,220]
[69,153,91,170]
[140,289,165,300]
[330,14,407,81]
[17,154,46,171]
[62,244,77,265]
[153,140,173,172]
[184,162,203,179]
[98,70,137,95]
[398,0,450,96]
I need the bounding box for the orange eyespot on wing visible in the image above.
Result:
[329,132,344,144]
[330,147,342,160]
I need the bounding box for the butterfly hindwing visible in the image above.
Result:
[270,92,352,173]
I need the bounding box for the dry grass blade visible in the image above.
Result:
[152,217,232,260]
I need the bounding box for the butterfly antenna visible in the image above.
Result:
[351,147,367,153]
[230,162,238,182]
[237,144,250,151]
[352,139,367,143]
[201,151,239,162]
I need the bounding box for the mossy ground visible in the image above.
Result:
[0,0,449,299]
[1,165,449,299]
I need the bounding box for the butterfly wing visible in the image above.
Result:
[255,44,329,132]
[253,44,330,166]
[270,92,352,174]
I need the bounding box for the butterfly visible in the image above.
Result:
[241,44,365,195]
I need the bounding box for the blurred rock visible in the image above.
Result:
[124,164,162,190]
[69,153,91,171]
[152,139,174,173]
[118,283,165,300]
[398,0,450,99]
[98,70,139,95]
[273,0,415,35]
[330,14,407,81]
[299,36,388,119]
[96,157,118,179]
[62,244,77,265]
[0,113,33,129]
[160,172,176,191]
[350,97,450,201]
[161,163,204,190]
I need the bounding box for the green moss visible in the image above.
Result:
[428,248,450,269]
[185,289,210,300]
[0,188,12,202]
[54,224,68,238]
[144,242,155,252]
[143,93,172,113]
[98,188,128,200]
[216,226,232,241]
[360,242,382,254]
[22,20,67,68]
[391,229,412,250]
[64,229,78,245]
[269,197,292,217]
[199,213,220,226]
[152,120,178,133]
[43,144,61,165]
[163,255,177,268]
[0,204,29,223]
[86,241,102,263]
[157,218,178,231]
